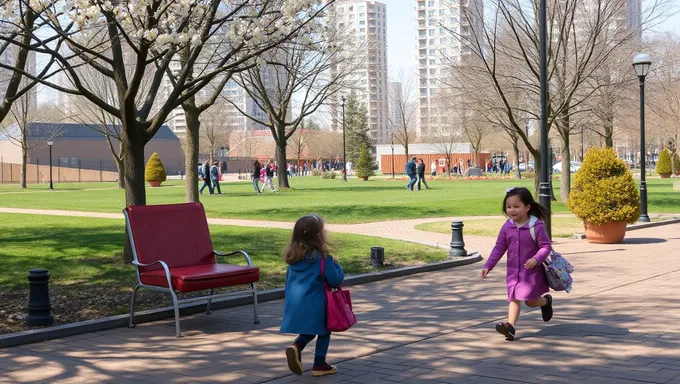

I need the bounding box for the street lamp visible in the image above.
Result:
[391,133,395,179]
[633,53,652,223]
[341,95,347,182]
[47,140,54,190]
[538,0,552,238]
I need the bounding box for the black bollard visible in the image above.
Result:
[27,268,54,327]
[449,221,468,257]
[370,247,385,267]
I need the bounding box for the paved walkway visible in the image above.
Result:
[1,224,679,383]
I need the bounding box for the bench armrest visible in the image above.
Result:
[214,250,253,266]
[132,260,174,289]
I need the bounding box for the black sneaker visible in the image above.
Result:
[495,322,516,341]
[541,294,553,322]
[285,344,302,375]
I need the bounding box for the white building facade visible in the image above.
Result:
[415,0,483,137]
[330,0,389,145]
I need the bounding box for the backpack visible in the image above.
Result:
[528,217,574,293]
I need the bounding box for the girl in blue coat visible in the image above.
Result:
[281,215,345,377]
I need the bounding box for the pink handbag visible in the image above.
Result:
[321,257,357,332]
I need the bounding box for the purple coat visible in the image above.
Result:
[484,218,552,302]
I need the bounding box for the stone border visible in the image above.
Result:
[0,253,482,349]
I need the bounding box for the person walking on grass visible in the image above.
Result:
[431,160,437,177]
[405,156,417,191]
[263,160,277,192]
[252,160,262,194]
[199,160,213,195]
[210,161,222,195]
[282,215,345,377]
[416,158,431,190]
[481,187,554,341]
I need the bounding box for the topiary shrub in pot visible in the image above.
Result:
[568,147,640,244]
[656,148,672,178]
[145,152,167,187]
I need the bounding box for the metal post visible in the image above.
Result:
[639,78,650,222]
[449,221,468,257]
[48,144,54,190]
[26,269,54,326]
[391,134,395,179]
[100,159,103,182]
[36,158,39,183]
[538,0,552,239]
[580,127,584,162]
[342,96,347,182]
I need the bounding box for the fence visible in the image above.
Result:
[0,159,118,184]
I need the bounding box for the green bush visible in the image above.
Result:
[312,168,322,177]
[321,171,337,179]
[568,147,639,225]
[355,145,376,180]
[144,152,167,182]
[656,148,672,175]
[674,153,680,174]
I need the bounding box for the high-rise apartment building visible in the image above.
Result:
[415,0,483,137]
[330,0,389,145]
[0,47,37,113]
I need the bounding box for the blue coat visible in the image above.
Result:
[280,252,345,335]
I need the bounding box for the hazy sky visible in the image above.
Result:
[385,0,680,81]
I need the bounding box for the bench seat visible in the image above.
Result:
[140,264,260,292]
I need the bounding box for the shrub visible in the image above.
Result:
[312,168,322,177]
[321,171,337,179]
[568,147,639,225]
[355,144,376,180]
[656,148,672,175]
[144,152,167,182]
[673,152,680,174]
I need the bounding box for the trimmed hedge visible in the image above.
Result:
[656,148,672,175]
[568,147,639,225]
[144,152,167,182]
[355,144,376,179]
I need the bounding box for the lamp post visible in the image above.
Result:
[391,133,395,179]
[47,141,54,190]
[341,96,347,182]
[580,127,584,162]
[538,0,552,238]
[633,53,651,223]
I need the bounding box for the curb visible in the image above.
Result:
[0,254,482,349]
[627,218,680,231]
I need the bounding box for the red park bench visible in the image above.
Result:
[123,202,260,337]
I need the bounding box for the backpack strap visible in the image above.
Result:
[528,216,539,243]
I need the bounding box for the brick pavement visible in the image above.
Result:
[2,224,680,383]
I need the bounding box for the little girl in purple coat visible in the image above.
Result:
[481,187,554,341]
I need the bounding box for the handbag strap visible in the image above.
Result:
[320,255,330,291]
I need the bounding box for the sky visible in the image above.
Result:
[384,0,680,82]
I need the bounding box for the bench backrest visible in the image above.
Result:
[125,203,215,272]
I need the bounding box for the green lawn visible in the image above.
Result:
[415,217,585,238]
[0,213,446,334]
[0,177,678,223]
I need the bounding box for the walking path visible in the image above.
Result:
[1,224,678,383]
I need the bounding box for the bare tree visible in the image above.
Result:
[200,101,235,163]
[288,126,308,169]
[228,28,362,188]
[388,73,417,159]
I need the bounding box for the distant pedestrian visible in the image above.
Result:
[200,160,213,195]
[405,156,417,191]
[211,161,222,195]
[264,160,277,192]
[252,160,262,194]
[481,187,554,341]
[281,215,345,377]
[504,161,512,176]
[431,160,437,177]
[416,158,430,190]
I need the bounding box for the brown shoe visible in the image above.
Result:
[312,362,338,377]
[285,344,302,375]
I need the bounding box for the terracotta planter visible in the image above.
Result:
[675,171,680,176]
[584,221,627,244]
[148,180,163,187]
[660,173,672,179]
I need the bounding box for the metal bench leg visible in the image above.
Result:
[251,282,260,324]
[170,290,181,337]
[206,289,214,314]
[129,284,141,328]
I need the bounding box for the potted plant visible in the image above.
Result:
[145,152,167,187]
[355,145,376,181]
[656,148,672,178]
[568,147,640,244]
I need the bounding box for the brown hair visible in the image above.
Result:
[284,215,331,264]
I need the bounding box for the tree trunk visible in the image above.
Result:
[114,155,126,189]
[603,116,614,148]
[513,141,521,179]
[20,145,27,188]
[276,139,290,188]
[121,123,147,264]
[183,99,201,203]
